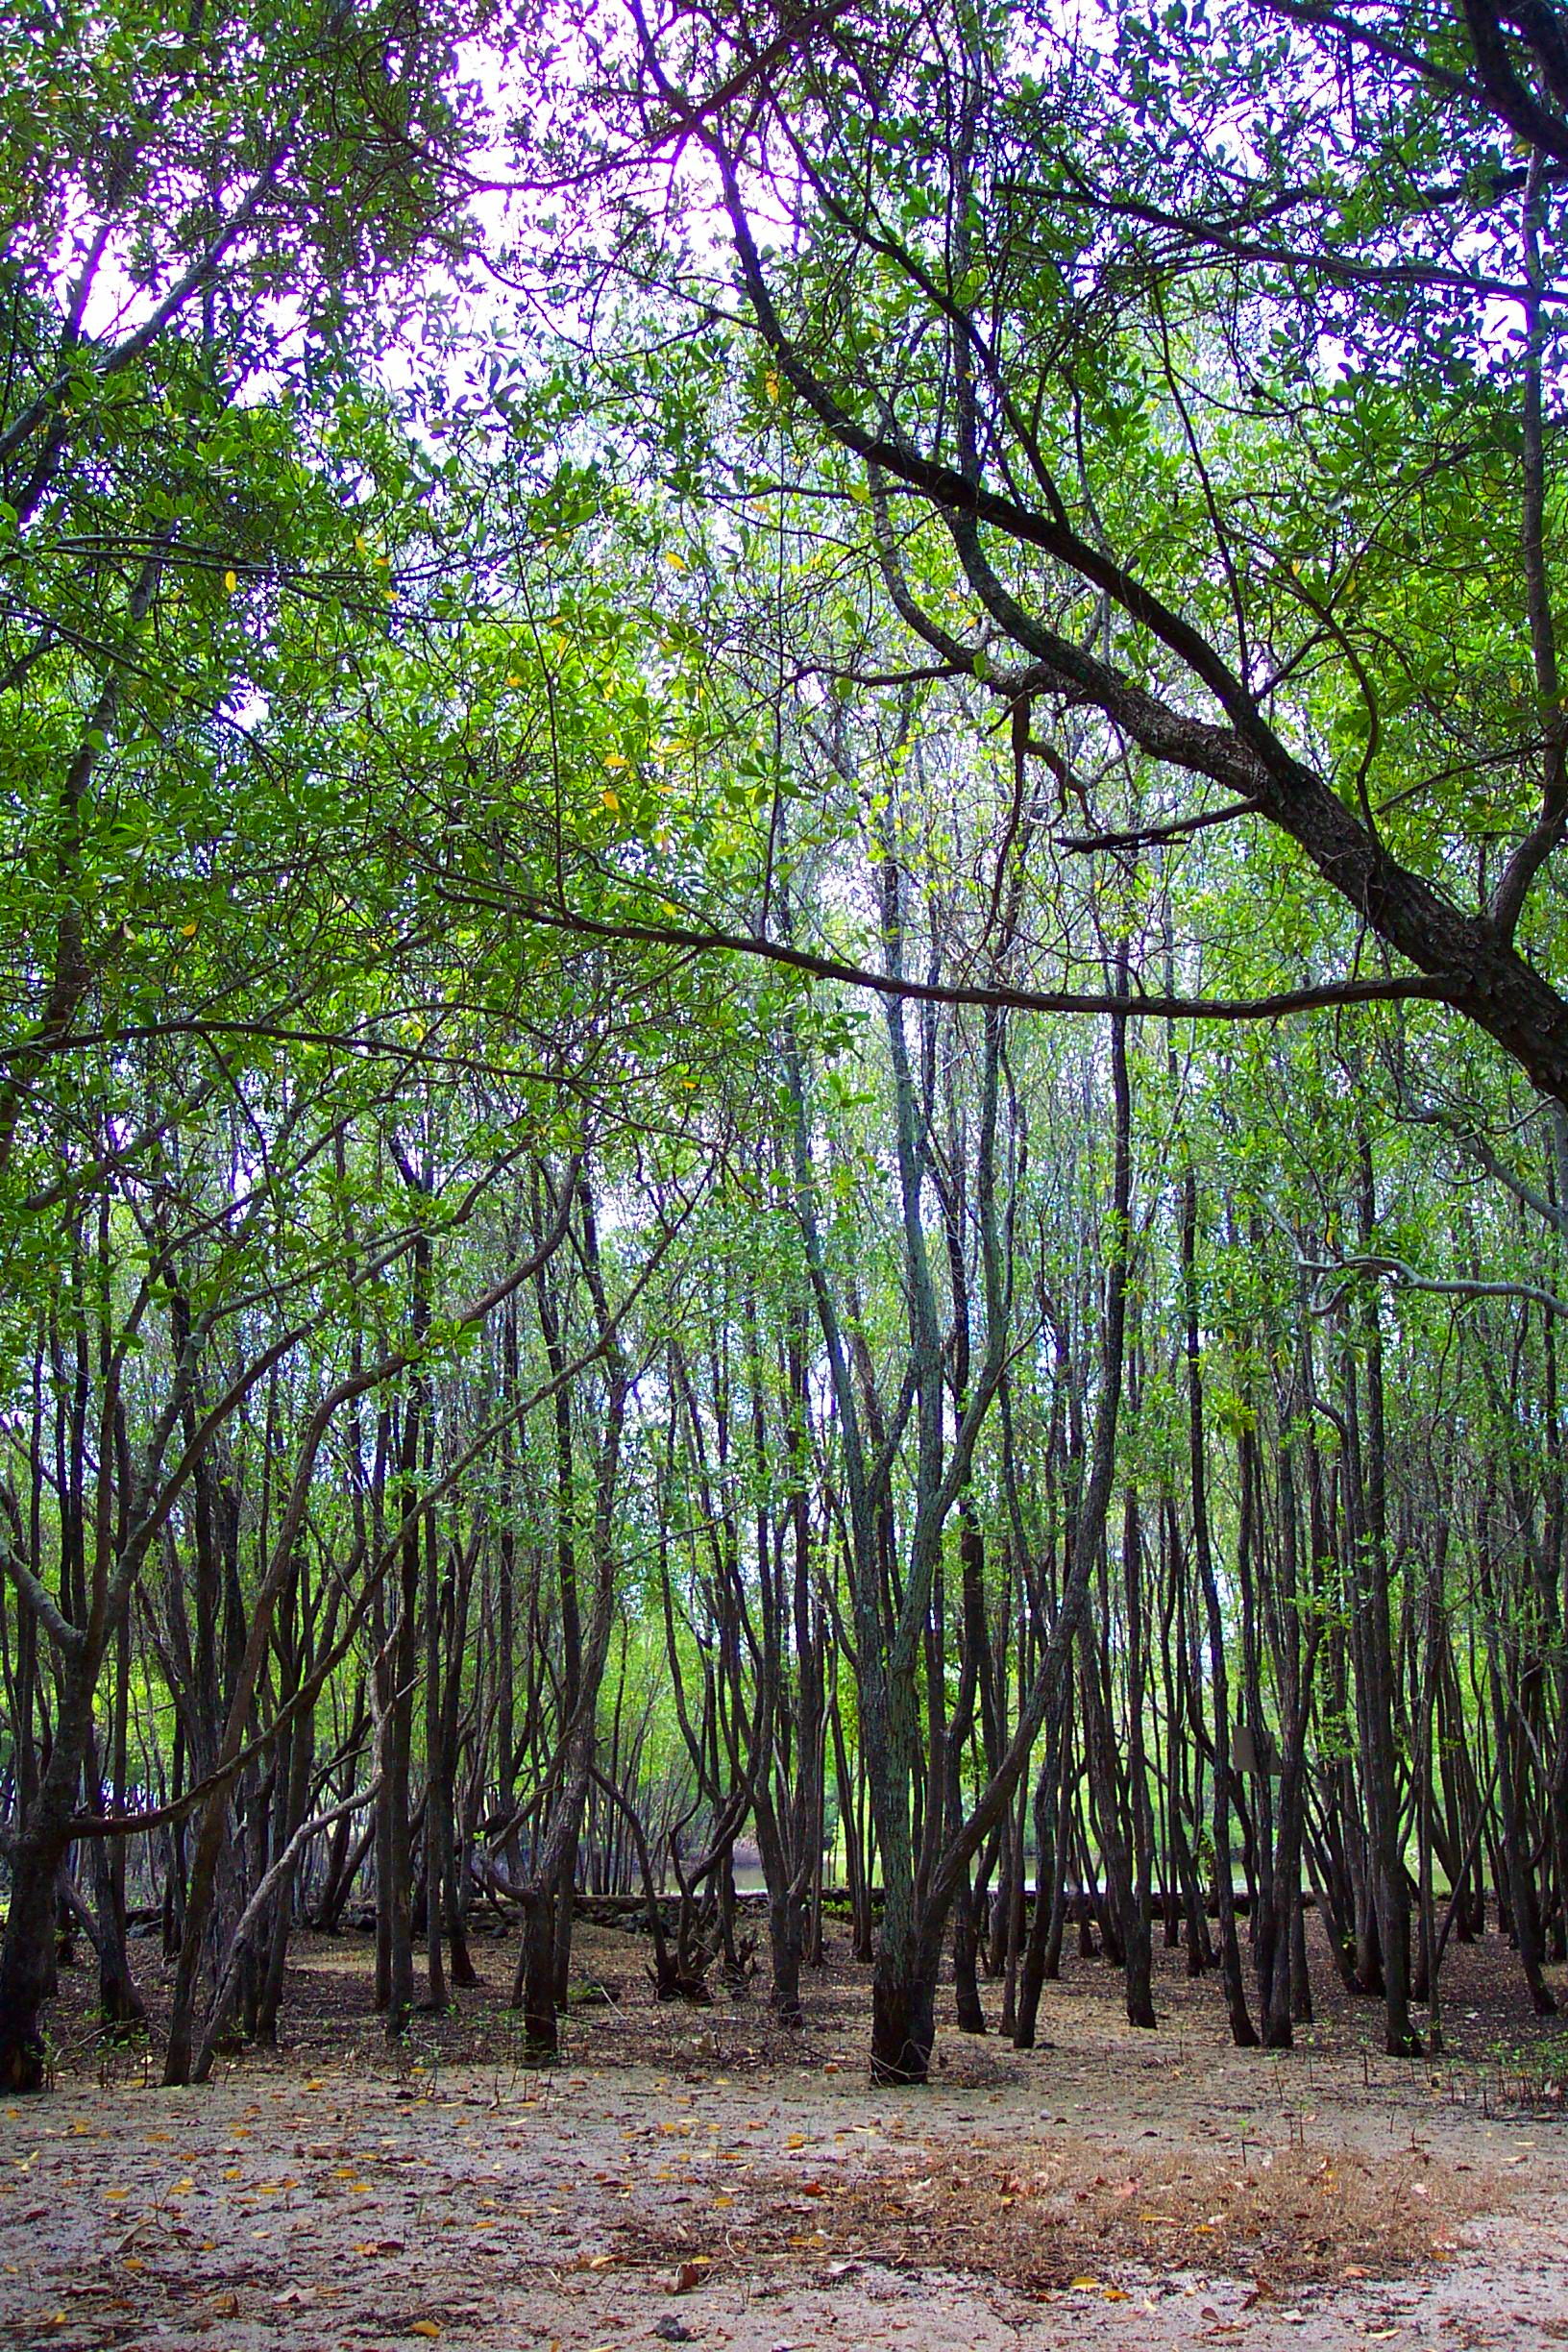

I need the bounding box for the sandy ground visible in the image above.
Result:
[2,1915,1566,2350]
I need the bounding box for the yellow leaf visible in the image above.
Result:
[666,550,687,572]
[223,570,236,593]
[786,2133,806,2149]
[180,921,197,938]
[601,790,620,813]
[410,2325,442,2340]
[764,370,780,403]
[507,672,524,687]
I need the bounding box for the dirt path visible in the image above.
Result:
[2,1921,1566,2349]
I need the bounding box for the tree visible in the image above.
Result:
[521,0,1568,1105]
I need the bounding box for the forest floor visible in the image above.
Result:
[2,1911,1567,2351]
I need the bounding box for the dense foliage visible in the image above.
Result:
[5,0,1568,2094]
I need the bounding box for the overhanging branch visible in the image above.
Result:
[496,892,1449,1024]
